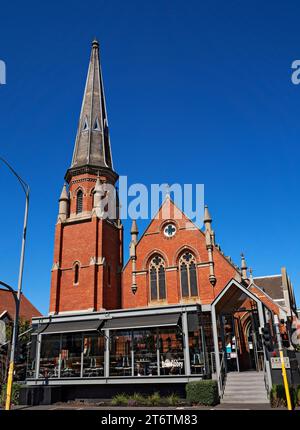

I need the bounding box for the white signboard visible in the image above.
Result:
[270,357,290,369]
[162,359,183,369]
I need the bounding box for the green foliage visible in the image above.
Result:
[131,392,147,406]
[111,393,128,406]
[145,392,161,406]
[165,393,180,406]
[0,383,21,406]
[111,391,180,407]
[186,380,219,406]
[6,319,31,344]
[270,384,286,408]
[270,384,298,408]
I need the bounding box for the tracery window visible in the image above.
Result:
[179,252,198,297]
[149,255,166,301]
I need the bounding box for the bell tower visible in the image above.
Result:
[49,40,123,314]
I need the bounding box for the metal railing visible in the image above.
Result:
[219,352,226,396]
[210,351,226,397]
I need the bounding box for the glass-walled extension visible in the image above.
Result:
[28,308,213,381]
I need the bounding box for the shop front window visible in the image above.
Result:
[188,312,206,374]
[26,337,37,379]
[109,330,132,376]
[133,329,158,376]
[159,328,185,375]
[39,334,61,379]
[83,333,105,377]
[60,333,82,378]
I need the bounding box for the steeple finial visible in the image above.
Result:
[70,40,113,170]
[92,38,99,48]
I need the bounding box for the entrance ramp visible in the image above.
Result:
[221,371,268,404]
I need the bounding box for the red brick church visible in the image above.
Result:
[23,40,298,405]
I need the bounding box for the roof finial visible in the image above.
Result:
[249,267,253,282]
[204,205,212,233]
[241,253,248,280]
[92,38,99,49]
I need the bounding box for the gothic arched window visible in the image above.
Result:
[179,251,198,297]
[76,190,83,214]
[74,262,80,285]
[149,255,166,301]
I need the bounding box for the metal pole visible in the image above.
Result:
[0,158,29,411]
[274,314,292,410]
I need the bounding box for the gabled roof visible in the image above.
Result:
[0,290,41,322]
[122,195,240,274]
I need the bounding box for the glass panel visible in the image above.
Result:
[159,328,185,375]
[39,334,61,379]
[180,263,189,297]
[189,262,198,296]
[150,267,157,300]
[158,266,166,300]
[189,329,205,375]
[82,333,105,377]
[61,333,82,378]
[26,337,37,379]
[133,329,158,376]
[109,330,132,376]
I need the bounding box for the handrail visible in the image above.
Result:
[218,351,226,396]
[209,351,226,397]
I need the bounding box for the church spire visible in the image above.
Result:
[70,39,113,171]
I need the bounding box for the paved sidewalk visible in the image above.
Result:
[11,402,276,411]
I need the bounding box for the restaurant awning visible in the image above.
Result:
[32,319,103,335]
[102,313,181,330]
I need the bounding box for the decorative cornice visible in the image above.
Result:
[65,165,118,184]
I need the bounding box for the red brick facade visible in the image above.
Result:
[122,198,239,309]
[49,182,282,316]
[49,172,122,314]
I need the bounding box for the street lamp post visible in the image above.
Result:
[0,157,29,411]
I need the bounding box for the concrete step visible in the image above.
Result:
[224,388,267,394]
[222,399,269,404]
[225,383,265,389]
[225,374,264,379]
[221,371,268,404]
[223,392,268,399]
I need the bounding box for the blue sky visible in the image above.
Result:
[0,0,299,314]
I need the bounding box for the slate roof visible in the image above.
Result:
[71,39,113,170]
